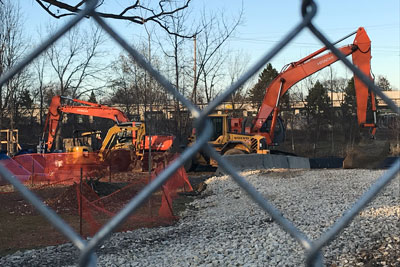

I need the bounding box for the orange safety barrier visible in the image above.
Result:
[1,152,108,185]
[0,152,192,236]
[151,155,193,218]
[73,153,193,236]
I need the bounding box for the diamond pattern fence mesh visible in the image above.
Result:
[0,0,398,266]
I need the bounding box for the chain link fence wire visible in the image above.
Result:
[0,0,399,266]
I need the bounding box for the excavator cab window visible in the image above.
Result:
[210,117,223,141]
[116,130,133,144]
[260,116,272,133]
[261,116,286,144]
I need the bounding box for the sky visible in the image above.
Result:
[20,1,400,91]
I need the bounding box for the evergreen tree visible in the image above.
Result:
[340,78,359,143]
[84,90,99,128]
[304,80,331,156]
[18,89,33,110]
[304,80,331,121]
[248,63,278,109]
[341,77,377,143]
[376,75,392,91]
[16,89,34,124]
[88,90,97,103]
[341,78,356,117]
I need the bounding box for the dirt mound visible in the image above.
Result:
[343,140,390,169]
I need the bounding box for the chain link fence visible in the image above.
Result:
[0,0,398,266]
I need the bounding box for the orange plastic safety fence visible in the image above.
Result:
[1,152,108,186]
[0,151,193,236]
[151,155,193,218]
[73,154,192,237]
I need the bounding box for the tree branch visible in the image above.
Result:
[36,0,193,38]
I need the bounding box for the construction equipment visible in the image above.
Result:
[186,114,268,170]
[63,130,102,152]
[98,123,174,171]
[39,95,131,153]
[40,95,175,171]
[251,27,376,145]
[249,26,387,168]
[188,27,385,170]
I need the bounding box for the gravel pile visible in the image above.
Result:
[1,169,399,266]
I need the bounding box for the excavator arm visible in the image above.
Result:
[252,27,376,145]
[42,95,130,152]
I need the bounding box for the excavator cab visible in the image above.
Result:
[210,116,224,141]
[71,130,102,150]
[260,116,286,145]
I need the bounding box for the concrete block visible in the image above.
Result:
[215,153,310,174]
[287,156,310,169]
[223,154,265,171]
[263,154,289,169]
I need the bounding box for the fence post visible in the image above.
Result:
[31,158,34,186]
[80,168,83,237]
[109,164,111,183]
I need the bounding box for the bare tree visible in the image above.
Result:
[155,2,195,138]
[192,8,243,104]
[109,57,134,118]
[0,0,30,130]
[151,3,243,138]
[35,0,192,38]
[44,24,106,149]
[109,53,145,118]
[33,55,54,128]
[227,50,251,115]
[45,24,106,98]
[109,43,168,120]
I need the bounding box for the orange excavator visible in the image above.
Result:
[40,95,132,152]
[251,27,377,146]
[188,27,385,170]
[39,95,175,171]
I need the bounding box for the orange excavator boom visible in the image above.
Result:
[252,27,376,145]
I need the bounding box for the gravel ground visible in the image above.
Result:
[0,169,399,266]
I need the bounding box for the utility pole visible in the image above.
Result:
[143,20,152,175]
[330,66,334,154]
[193,34,197,105]
[148,31,152,175]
